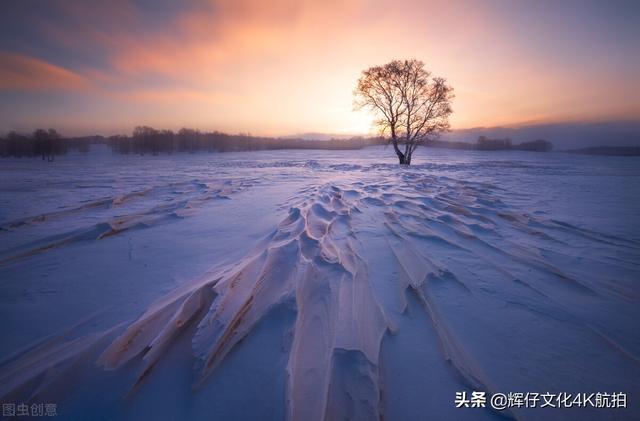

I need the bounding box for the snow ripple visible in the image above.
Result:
[1,171,639,420]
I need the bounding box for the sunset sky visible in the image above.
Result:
[0,0,638,136]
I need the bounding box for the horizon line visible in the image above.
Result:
[3,117,640,139]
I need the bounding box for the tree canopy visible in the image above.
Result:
[354,59,454,164]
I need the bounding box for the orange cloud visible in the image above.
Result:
[1,0,637,135]
[0,52,89,92]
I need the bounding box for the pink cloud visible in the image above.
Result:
[0,52,89,92]
[1,0,636,133]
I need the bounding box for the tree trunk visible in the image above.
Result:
[405,142,419,165]
[391,137,406,165]
[397,148,412,165]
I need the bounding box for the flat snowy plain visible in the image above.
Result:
[1,145,639,420]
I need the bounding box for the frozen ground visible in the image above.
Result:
[0,146,639,420]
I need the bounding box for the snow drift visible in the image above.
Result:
[0,148,638,420]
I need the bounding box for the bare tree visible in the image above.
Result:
[354,59,454,165]
[33,128,61,161]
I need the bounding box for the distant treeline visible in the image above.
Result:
[108,126,387,155]
[15,128,640,158]
[426,136,553,152]
[0,126,387,158]
[0,129,97,159]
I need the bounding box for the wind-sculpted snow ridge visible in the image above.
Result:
[1,169,639,420]
[0,178,251,265]
[0,309,121,404]
[96,183,390,420]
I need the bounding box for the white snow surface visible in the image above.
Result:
[0,146,639,420]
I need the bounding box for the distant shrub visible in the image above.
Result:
[515,139,553,152]
[476,136,512,150]
[471,136,553,152]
